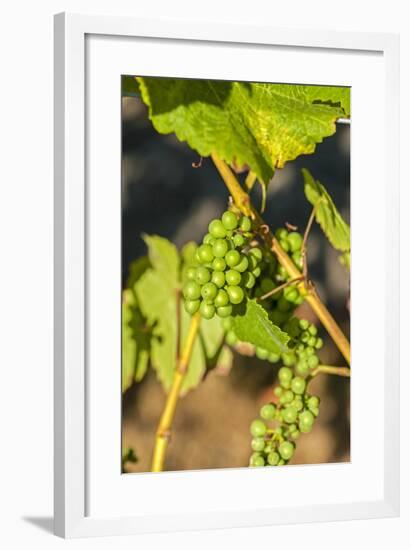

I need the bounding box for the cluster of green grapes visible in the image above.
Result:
[280,317,323,375]
[251,227,306,326]
[183,210,263,319]
[249,364,320,467]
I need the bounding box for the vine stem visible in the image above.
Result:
[151,312,201,472]
[211,153,351,365]
[311,365,351,377]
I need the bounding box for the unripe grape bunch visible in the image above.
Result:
[183,210,262,320]
[249,358,321,467]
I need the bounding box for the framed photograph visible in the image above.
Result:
[54,12,399,538]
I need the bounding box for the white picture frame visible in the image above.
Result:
[54,12,400,538]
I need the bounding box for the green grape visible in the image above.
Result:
[249,247,263,261]
[307,355,319,369]
[268,352,280,363]
[274,426,284,436]
[278,367,293,384]
[315,338,324,350]
[217,305,233,318]
[227,285,244,305]
[215,289,229,307]
[267,451,280,466]
[226,269,241,286]
[293,400,304,412]
[255,347,269,360]
[250,419,266,438]
[211,271,226,288]
[240,216,252,232]
[203,233,214,245]
[279,441,294,461]
[201,282,218,301]
[252,266,261,278]
[299,410,315,433]
[225,330,237,346]
[308,324,318,336]
[291,429,300,439]
[300,331,310,343]
[197,244,214,264]
[212,257,226,271]
[225,249,241,267]
[278,459,285,465]
[307,396,320,410]
[260,403,276,420]
[310,406,320,417]
[291,376,306,395]
[282,352,296,366]
[260,277,275,294]
[283,286,299,303]
[242,272,256,289]
[279,239,290,252]
[208,219,227,238]
[264,442,274,454]
[292,251,303,269]
[250,454,265,467]
[295,343,305,354]
[222,210,238,230]
[307,336,317,347]
[305,346,315,356]
[186,267,197,281]
[299,319,309,330]
[226,230,233,238]
[200,301,215,319]
[233,233,245,248]
[184,299,200,315]
[282,406,298,424]
[274,386,283,397]
[251,437,266,452]
[248,254,258,271]
[288,232,303,252]
[277,265,288,280]
[280,390,294,405]
[234,255,249,273]
[296,359,309,375]
[195,266,211,285]
[183,280,201,300]
[275,228,288,240]
[212,238,229,258]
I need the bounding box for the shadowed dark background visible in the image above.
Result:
[121,90,350,473]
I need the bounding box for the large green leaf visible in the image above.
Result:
[135,236,231,394]
[138,77,349,190]
[302,169,350,259]
[232,299,290,354]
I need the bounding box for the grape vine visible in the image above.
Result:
[121,77,351,473]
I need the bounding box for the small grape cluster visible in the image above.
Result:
[183,210,263,320]
[279,317,323,375]
[249,366,320,467]
[249,227,305,330]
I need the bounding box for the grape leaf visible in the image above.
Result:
[232,299,290,354]
[305,86,350,117]
[138,77,349,192]
[122,258,152,392]
[302,168,350,254]
[135,236,230,394]
[122,75,140,97]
